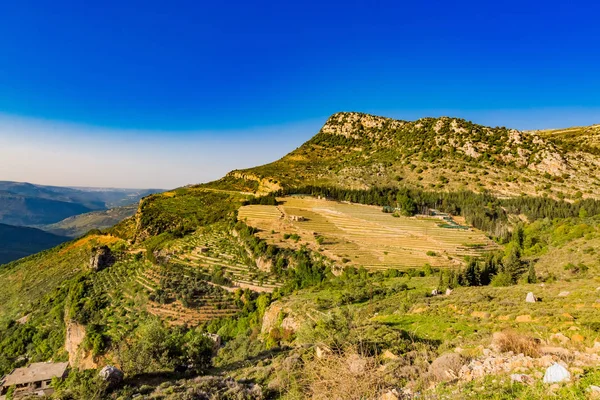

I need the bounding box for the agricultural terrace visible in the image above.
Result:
[238,196,497,270]
[163,224,283,293]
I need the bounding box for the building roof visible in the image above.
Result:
[1,362,68,387]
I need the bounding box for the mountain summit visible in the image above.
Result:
[223,112,599,199]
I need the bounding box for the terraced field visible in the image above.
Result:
[89,253,242,332]
[164,225,283,293]
[238,196,498,270]
[90,259,148,338]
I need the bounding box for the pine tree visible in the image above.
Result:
[527,264,537,284]
[437,270,445,291]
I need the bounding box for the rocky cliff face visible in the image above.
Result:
[318,112,570,176]
[227,171,282,195]
[65,321,97,370]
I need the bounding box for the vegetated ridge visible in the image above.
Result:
[222,112,600,200]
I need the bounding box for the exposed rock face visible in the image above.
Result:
[65,321,97,370]
[256,256,273,273]
[320,112,569,175]
[261,302,301,336]
[321,112,406,140]
[89,245,115,271]
[228,171,282,194]
[203,333,222,354]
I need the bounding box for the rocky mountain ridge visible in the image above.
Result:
[221,112,600,200]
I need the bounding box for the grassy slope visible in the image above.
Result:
[0,234,122,322]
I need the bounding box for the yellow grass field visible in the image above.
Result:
[238,196,498,270]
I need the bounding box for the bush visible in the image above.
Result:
[490,272,513,287]
[493,330,540,357]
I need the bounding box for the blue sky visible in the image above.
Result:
[0,0,599,187]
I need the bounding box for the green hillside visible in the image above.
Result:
[3,114,600,399]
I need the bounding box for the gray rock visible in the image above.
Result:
[589,385,600,393]
[543,363,570,383]
[525,292,537,303]
[99,365,124,387]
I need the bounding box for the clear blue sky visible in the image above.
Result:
[0,0,599,187]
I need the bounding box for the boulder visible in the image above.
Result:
[203,333,222,354]
[315,345,331,359]
[429,353,464,382]
[543,363,570,383]
[89,246,115,271]
[445,288,453,296]
[431,289,440,296]
[550,333,571,344]
[525,292,536,303]
[99,365,124,387]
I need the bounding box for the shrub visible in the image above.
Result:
[491,272,513,287]
[493,330,540,357]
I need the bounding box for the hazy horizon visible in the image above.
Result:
[1,0,598,187]
[2,108,600,188]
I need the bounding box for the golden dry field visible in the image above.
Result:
[238,196,498,269]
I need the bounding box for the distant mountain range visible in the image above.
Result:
[0,223,68,265]
[0,181,162,226]
[0,181,163,263]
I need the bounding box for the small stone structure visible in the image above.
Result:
[89,246,115,271]
[0,362,69,398]
[289,215,305,222]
